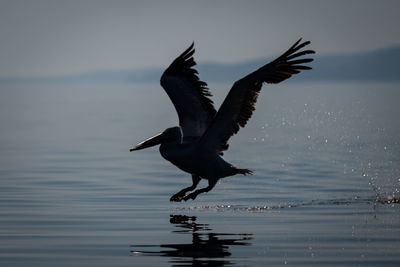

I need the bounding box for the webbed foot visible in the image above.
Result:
[170,193,185,202]
[183,192,197,201]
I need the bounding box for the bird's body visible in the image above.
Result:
[159,133,240,179]
[130,39,314,201]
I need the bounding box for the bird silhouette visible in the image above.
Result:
[130,39,314,201]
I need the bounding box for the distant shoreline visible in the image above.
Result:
[1,46,399,84]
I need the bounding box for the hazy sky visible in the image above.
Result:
[1,0,399,77]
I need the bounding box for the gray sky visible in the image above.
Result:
[1,0,399,77]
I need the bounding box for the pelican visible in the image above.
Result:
[130,39,314,202]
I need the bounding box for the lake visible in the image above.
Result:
[0,81,399,266]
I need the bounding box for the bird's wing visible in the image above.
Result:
[160,42,216,138]
[199,38,315,153]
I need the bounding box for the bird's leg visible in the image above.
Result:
[170,174,201,202]
[183,179,217,201]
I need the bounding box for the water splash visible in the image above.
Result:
[173,195,398,213]
[366,174,400,204]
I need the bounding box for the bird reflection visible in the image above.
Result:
[131,214,252,266]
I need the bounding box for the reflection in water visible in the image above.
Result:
[131,215,252,266]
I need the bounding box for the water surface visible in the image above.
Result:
[0,82,399,266]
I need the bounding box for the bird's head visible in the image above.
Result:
[130,126,183,152]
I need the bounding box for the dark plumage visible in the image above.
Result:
[161,42,216,138]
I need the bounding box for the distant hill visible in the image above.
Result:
[197,46,400,83]
[294,46,400,82]
[1,46,399,84]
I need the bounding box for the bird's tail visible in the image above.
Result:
[235,168,253,176]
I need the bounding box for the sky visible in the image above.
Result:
[0,0,399,77]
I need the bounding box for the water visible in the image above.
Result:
[0,81,399,266]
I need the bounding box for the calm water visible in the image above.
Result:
[0,81,399,266]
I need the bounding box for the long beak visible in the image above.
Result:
[130,132,168,152]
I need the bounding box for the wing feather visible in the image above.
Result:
[160,43,216,137]
[199,39,315,152]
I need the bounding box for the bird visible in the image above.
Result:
[130,39,315,202]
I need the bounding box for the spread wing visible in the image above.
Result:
[199,38,315,152]
[160,42,216,138]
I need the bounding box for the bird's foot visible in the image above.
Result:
[183,193,197,201]
[170,193,184,202]
[237,168,253,176]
